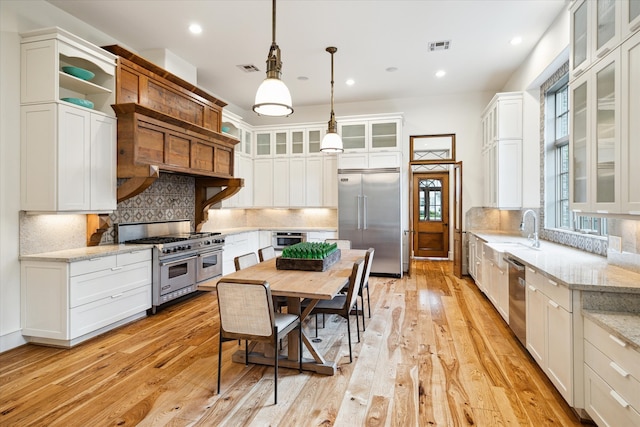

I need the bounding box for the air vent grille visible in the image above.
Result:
[237,64,260,72]
[428,40,451,51]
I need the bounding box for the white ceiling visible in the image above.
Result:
[47,0,569,113]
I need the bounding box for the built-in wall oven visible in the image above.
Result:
[272,231,307,250]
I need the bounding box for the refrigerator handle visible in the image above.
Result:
[357,195,362,230]
[363,195,368,229]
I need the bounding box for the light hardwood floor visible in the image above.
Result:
[0,260,585,426]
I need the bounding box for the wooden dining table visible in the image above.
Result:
[211,249,366,376]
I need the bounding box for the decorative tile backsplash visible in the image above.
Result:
[102,173,196,244]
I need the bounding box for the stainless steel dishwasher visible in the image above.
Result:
[505,257,526,346]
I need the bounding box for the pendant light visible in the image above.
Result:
[253,0,293,117]
[320,46,343,153]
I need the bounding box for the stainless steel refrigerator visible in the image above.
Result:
[338,168,402,277]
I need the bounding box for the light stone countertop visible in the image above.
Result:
[19,244,154,262]
[470,230,640,293]
[583,310,640,351]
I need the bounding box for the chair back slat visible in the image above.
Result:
[258,246,276,262]
[234,252,258,271]
[361,248,375,290]
[345,259,365,309]
[217,279,274,338]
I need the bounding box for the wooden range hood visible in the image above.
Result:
[102,45,243,231]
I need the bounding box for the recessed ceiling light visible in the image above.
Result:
[189,23,202,34]
[386,67,398,72]
[346,79,355,86]
[510,36,522,45]
[435,70,446,78]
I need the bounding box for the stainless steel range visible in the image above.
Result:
[117,220,224,313]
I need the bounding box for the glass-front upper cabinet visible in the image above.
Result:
[291,130,304,155]
[274,131,288,156]
[340,123,366,150]
[595,0,619,56]
[571,0,591,77]
[623,0,640,37]
[594,59,619,209]
[255,132,271,156]
[570,76,589,209]
[307,129,323,154]
[371,121,397,149]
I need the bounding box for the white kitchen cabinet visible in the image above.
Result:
[20,27,116,115]
[622,0,640,36]
[253,158,274,207]
[306,231,338,242]
[273,158,290,207]
[491,257,509,323]
[481,92,523,209]
[620,31,640,214]
[338,115,402,152]
[20,28,117,213]
[524,266,574,405]
[255,129,289,157]
[322,154,338,207]
[570,51,621,214]
[222,231,260,275]
[468,235,477,280]
[21,249,152,347]
[583,317,640,427]
[305,157,322,207]
[21,103,116,212]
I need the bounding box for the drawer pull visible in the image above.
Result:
[596,48,610,59]
[548,300,559,309]
[610,390,629,408]
[111,267,123,271]
[111,293,123,299]
[609,361,629,378]
[609,334,628,348]
[89,258,102,261]
[548,279,558,287]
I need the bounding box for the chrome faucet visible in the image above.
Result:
[520,209,540,248]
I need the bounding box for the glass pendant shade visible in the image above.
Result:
[253,77,293,117]
[320,131,343,153]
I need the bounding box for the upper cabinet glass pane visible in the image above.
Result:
[308,130,321,153]
[371,122,397,148]
[572,82,588,204]
[595,61,616,203]
[630,0,640,23]
[291,130,303,154]
[573,2,588,69]
[341,124,366,150]
[597,0,616,50]
[256,133,271,156]
[275,131,287,155]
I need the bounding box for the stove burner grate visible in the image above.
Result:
[127,236,189,245]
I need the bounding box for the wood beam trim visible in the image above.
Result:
[86,214,111,247]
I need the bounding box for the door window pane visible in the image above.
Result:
[419,179,442,221]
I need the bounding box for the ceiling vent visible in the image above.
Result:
[237,64,260,72]
[428,40,451,51]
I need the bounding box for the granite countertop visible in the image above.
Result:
[583,310,640,351]
[19,244,154,262]
[469,230,640,293]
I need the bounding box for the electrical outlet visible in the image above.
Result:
[609,235,622,253]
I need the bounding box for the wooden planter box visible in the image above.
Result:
[276,249,341,272]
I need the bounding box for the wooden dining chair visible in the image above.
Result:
[301,258,364,363]
[341,248,375,331]
[216,278,302,405]
[234,252,258,271]
[258,245,276,262]
[325,239,351,250]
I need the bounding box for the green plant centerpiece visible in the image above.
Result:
[276,242,341,271]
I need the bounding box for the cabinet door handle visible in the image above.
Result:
[89,258,102,261]
[609,361,629,378]
[111,293,123,299]
[528,285,536,292]
[548,279,558,287]
[548,300,559,309]
[610,390,629,408]
[632,21,640,32]
[111,266,123,271]
[573,67,585,78]
[527,267,536,274]
[596,48,610,59]
[609,334,627,348]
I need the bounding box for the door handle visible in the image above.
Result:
[363,195,368,230]
[356,195,362,230]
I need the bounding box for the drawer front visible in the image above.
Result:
[70,261,152,308]
[584,318,640,380]
[584,365,640,427]
[117,249,152,266]
[525,266,546,289]
[543,277,571,312]
[70,285,151,339]
[70,255,116,276]
[585,340,640,410]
